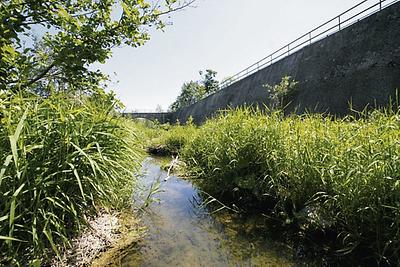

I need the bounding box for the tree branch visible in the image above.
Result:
[21,62,56,89]
[156,0,196,17]
[19,10,97,27]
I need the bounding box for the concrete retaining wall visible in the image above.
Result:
[172,2,400,124]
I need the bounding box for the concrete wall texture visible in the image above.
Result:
[172,2,400,124]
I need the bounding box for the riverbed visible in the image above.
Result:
[119,157,297,266]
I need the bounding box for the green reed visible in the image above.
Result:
[169,107,399,264]
[145,120,196,156]
[0,91,142,264]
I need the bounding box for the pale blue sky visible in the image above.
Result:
[96,0,366,111]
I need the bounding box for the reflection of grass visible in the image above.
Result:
[198,190,240,214]
[205,208,295,266]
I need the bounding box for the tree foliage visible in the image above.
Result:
[200,69,218,95]
[0,0,194,94]
[169,81,204,111]
[264,76,298,109]
[169,69,219,111]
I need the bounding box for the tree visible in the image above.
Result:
[0,0,195,94]
[169,69,219,111]
[199,69,219,95]
[169,81,204,111]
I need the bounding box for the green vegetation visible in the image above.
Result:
[264,76,298,108]
[0,91,143,264]
[152,107,400,265]
[169,69,219,111]
[1,0,192,94]
[2,0,398,265]
[1,0,194,264]
[145,119,196,156]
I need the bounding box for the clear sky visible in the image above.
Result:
[96,0,365,112]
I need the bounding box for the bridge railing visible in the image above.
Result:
[219,0,399,90]
[123,109,170,114]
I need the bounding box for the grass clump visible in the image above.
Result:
[179,107,400,265]
[145,119,196,156]
[0,91,142,265]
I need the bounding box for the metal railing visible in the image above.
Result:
[219,0,399,90]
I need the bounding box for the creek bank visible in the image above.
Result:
[146,145,171,156]
[51,210,144,267]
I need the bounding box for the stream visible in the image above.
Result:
[122,157,297,267]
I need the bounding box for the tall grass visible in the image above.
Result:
[177,107,399,264]
[0,91,142,264]
[145,120,196,156]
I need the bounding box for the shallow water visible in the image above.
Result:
[122,158,296,267]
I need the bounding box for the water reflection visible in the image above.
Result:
[123,158,295,267]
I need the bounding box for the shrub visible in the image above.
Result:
[264,76,298,108]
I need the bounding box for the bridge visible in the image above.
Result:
[123,112,173,124]
[126,0,400,124]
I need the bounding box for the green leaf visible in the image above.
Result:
[121,2,132,17]
[13,183,25,197]
[0,236,25,242]
[2,45,17,57]
[9,183,25,239]
[0,215,9,222]
[71,142,99,176]
[43,229,59,256]
[68,163,85,200]
[0,155,13,187]
[9,108,28,171]
[30,259,41,267]
[58,8,71,21]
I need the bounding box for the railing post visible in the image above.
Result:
[221,0,384,92]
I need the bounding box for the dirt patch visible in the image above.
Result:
[91,212,146,267]
[51,210,145,267]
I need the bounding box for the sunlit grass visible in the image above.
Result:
[160,107,399,264]
[0,91,142,264]
[143,119,197,156]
